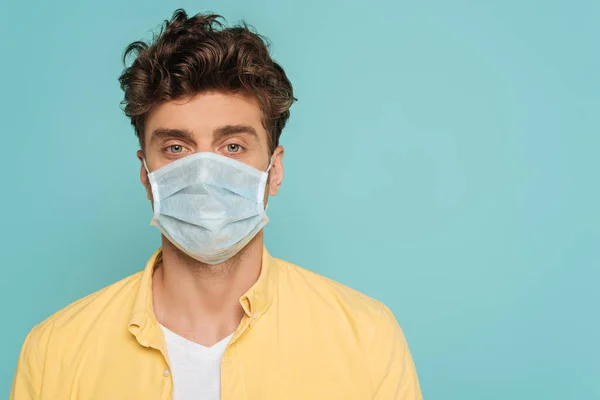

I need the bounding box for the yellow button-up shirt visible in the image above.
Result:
[11,248,422,399]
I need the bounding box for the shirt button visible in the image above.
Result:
[252,312,259,319]
[163,369,170,377]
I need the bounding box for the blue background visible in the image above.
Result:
[1,0,598,398]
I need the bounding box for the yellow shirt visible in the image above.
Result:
[11,248,422,399]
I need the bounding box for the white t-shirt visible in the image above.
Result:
[160,325,234,400]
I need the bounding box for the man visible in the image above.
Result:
[11,9,422,400]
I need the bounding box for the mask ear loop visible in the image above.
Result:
[142,158,150,174]
[261,155,275,207]
[142,159,161,215]
[266,155,274,173]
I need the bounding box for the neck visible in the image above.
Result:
[152,231,264,346]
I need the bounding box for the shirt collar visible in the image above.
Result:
[239,247,278,319]
[128,246,278,341]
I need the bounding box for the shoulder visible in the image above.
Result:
[11,272,144,398]
[273,256,389,330]
[26,271,143,347]
[273,258,422,398]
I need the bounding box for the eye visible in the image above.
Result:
[166,145,184,154]
[225,143,244,153]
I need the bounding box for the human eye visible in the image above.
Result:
[224,143,245,154]
[165,144,186,154]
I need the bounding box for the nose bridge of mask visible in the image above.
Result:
[148,153,271,203]
[145,153,273,204]
[144,154,272,174]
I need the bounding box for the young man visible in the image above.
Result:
[11,9,422,400]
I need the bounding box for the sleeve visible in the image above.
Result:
[10,328,43,400]
[366,303,423,400]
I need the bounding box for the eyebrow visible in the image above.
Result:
[149,125,259,144]
[150,128,195,144]
[213,124,258,140]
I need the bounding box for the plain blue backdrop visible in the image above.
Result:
[1,0,598,398]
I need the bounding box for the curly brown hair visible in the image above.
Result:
[118,9,295,153]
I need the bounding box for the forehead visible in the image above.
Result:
[144,91,266,142]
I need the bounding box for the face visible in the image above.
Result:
[137,91,284,202]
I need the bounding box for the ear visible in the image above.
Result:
[137,150,152,201]
[268,146,284,196]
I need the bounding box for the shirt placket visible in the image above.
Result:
[220,311,259,400]
[136,323,174,400]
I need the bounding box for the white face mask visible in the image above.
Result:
[144,152,271,264]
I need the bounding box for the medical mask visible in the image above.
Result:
[144,152,271,264]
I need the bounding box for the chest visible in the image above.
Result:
[41,319,372,400]
[218,319,372,400]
